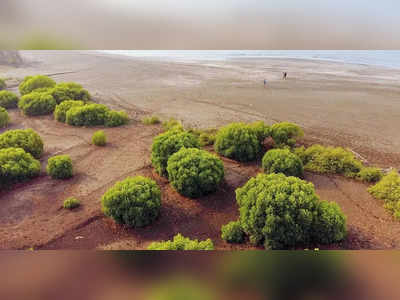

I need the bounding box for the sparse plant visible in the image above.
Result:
[148,233,214,250]
[262,149,304,177]
[0,128,44,158]
[221,221,244,244]
[162,118,183,131]
[0,107,9,128]
[92,130,107,146]
[0,90,19,109]
[63,197,81,210]
[142,115,161,125]
[19,75,56,96]
[46,155,73,179]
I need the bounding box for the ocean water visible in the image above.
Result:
[101,50,400,69]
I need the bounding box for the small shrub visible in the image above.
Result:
[63,197,81,209]
[236,173,347,249]
[187,127,217,147]
[0,78,6,90]
[357,167,383,183]
[54,100,85,123]
[0,128,44,158]
[105,110,129,127]
[0,107,9,128]
[0,90,19,109]
[167,148,224,198]
[368,170,400,219]
[162,118,183,131]
[92,130,106,146]
[295,145,363,178]
[270,122,304,148]
[46,155,73,179]
[101,176,161,227]
[19,75,56,96]
[262,149,304,177]
[0,147,41,186]
[66,103,109,126]
[18,91,56,116]
[221,221,244,244]
[142,115,161,125]
[214,122,262,162]
[151,129,200,177]
[148,233,214,250]
[48,82,90,104]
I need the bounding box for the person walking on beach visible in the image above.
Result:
[283,72,287,80]
[264,79,267,88]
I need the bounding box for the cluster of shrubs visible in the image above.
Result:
[0,107,9,128]
[368,170,400,220]
[0,128,44,158]
[46,155,73,179]
[148,233,214,250]
[0,90,19,109]
[227,173,347,249]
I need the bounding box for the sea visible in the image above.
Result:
[101,50,400,69]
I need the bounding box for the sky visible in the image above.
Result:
[0,0,399,49]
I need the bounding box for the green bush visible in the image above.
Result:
[66,103,109,126]
[101,176,161,227]
[0,107,9,128]
[0,128,44,158]
[162,118,183,131]
[0,78,6,90]
[357,167,383,183]
[54,100,85,123]
[270,122,304,148]
[214,122,262,162]
[221,221,244,244]
[148,233,214,250]
[236,173,347,249]
[295,145,363,178]
[368,170,400,220]
[63,197,81,210]
[167,148,224,198]
[46,155,73,179]
[262,149,304,177]
[92,130,107,146]
[0,90,19,109]
[249,121,270,143]
[105,110,129,127]
[48,82,90,104]
[19,75,56,96]
[18,91,56,116]
[0,147,41,186]
[142,115,161,125]
[151,129,200,177]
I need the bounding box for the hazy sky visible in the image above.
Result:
[1,0,399,49]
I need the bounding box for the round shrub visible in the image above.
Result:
[214,122,261,162]
[151,129,200,177]
[0,128,44,158]
[19,75,56,96]
[236,173,347,249]
[46,155,73,179]
[92,130,106,146]
[148,233,214,250]
[0,78,6,90]
[0,147,41,186]
[249,121,270,143]
[18,91,56,116]
[54,100,85,123]
[167,148,224,198]
[262,149,304,177]
[66,103,109,126]
[0,90,19,109]
[63,197,81,210]
[105,110,129,127]
[357,167,383,183]
[0,107,9,128]
[270,122,304,148]
[221,221,244,244]
[48,82,90,104]
[101,176,161,228]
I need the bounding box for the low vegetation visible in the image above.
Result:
[262,148,304,177]
[368,170,400,220]
[148,233,214,250]
[0,107,9,128]
[47,82,90,104]
[0,90,19,109]
[142,115,161,125]
[167,148,225,198]
[248,120,270,143]
[270,122,304,148]
[162,117,183,131]
[236,173,347,249]
[18,91,56,116]
[221,221,244,244]
[46,155,74,179]
[101,176,161,228]
[151,129,200,177]
[63,197,81,210]
[357,167,383,183]
[54,100,85,123]
[104,110,129,127]
[0,147,41,186]
[19,75,56,96]
[0,78,6,90]
[0,128,44,158]
[92,130,107,146]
